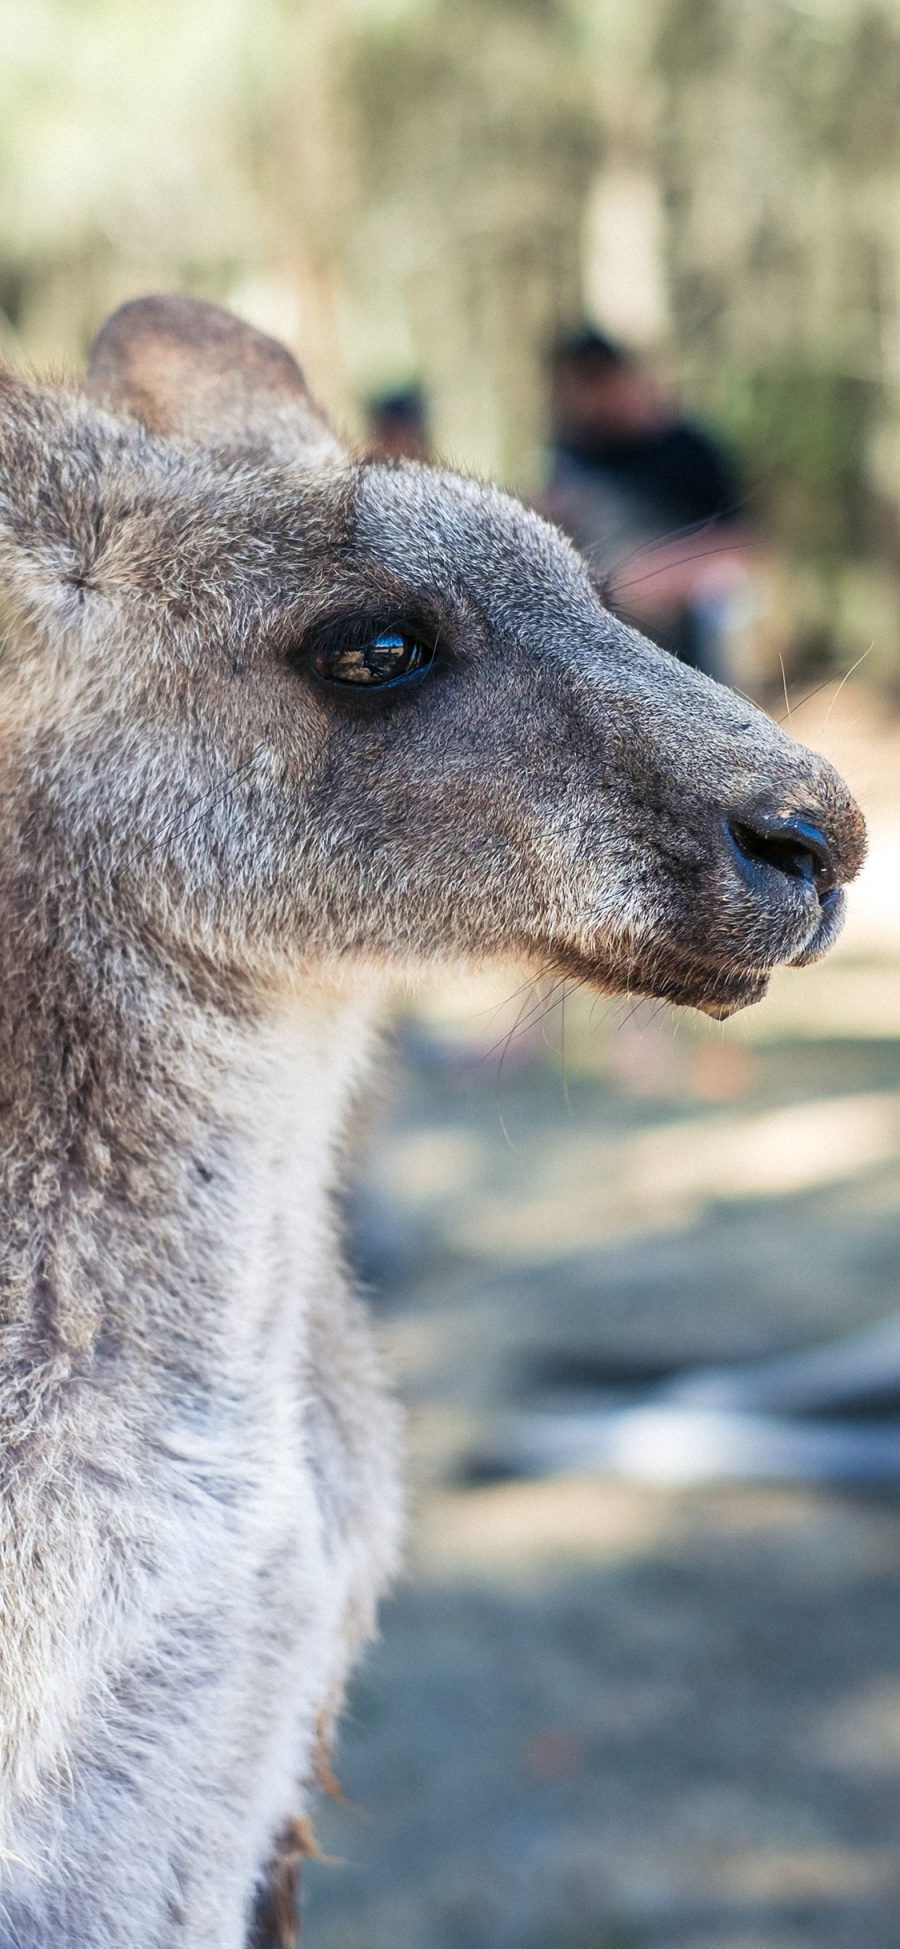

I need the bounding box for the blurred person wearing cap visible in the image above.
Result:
[543,328,752,684]
[365,386,431,462]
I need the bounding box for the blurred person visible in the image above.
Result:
[365,384,431,461]
[543,329,757,1094]
[543,326,752,684]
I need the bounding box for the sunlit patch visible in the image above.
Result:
[455,1090,900,1261]
[415,1477,670,1584]
[810,1677,900,1773]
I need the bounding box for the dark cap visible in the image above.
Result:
[548,325,631,370]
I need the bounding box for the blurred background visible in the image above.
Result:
[4,2,900,1944]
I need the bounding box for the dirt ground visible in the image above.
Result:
[304,694,900,1949]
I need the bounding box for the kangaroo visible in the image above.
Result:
[0,295,865,1947]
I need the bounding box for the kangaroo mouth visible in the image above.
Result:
[544,871,849,1020]
[690,971,771,1019]
[549,946,771,1019]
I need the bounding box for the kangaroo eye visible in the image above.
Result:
[312,627,435,689]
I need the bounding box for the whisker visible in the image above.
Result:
[487,972,545,1079]
[616,994,651,1033]
[471,962,558,1026]
[774,674,835,724]
[614,535,752,598]
[582,483,763,588]
[559,983,572,1114]
[483,974,567,1064]
[777,652,792,727]
[123,745,265,873]
[492,969,597,1071]
[819,644,872,732]
[490,975,552,1148]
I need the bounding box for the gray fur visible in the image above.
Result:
[0,299,864,1945]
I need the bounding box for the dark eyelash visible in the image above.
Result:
[303,606,441,656]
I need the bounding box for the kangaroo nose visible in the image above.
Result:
[726,812,839,904]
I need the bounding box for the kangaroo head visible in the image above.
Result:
[0,296,865,1017]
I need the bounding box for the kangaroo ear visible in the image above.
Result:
[85,295,343,466]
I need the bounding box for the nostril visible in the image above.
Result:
[727,815,837,900]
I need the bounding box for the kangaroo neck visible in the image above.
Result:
[0,908,379,1378]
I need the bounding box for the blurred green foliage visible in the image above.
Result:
[714,367,873,559]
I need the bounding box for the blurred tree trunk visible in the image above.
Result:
[645,0,900,679]
[334,0,599,487]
